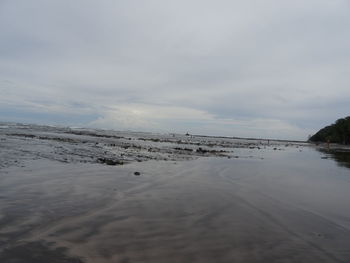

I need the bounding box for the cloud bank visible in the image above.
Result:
[1,0,349,139]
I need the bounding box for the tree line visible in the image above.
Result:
[309,116,350,144]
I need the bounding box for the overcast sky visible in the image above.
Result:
[1,0,349,140]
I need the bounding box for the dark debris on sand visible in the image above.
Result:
[0,242,84,263]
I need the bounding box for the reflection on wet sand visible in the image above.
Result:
[1,124,350,262]
[1,150,350,263]
[318,148,350,169]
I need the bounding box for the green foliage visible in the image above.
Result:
[309,116,350,144]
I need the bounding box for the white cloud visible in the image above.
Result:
[87,103,310,139]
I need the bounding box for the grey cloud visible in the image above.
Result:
[1,0,349,139]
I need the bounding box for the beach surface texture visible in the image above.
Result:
[0,123,350,263]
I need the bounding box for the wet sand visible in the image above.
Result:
[1,124,350,262]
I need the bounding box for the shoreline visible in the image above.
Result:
[0,123,350,262]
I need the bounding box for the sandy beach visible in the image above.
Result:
[0,123,350,262]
